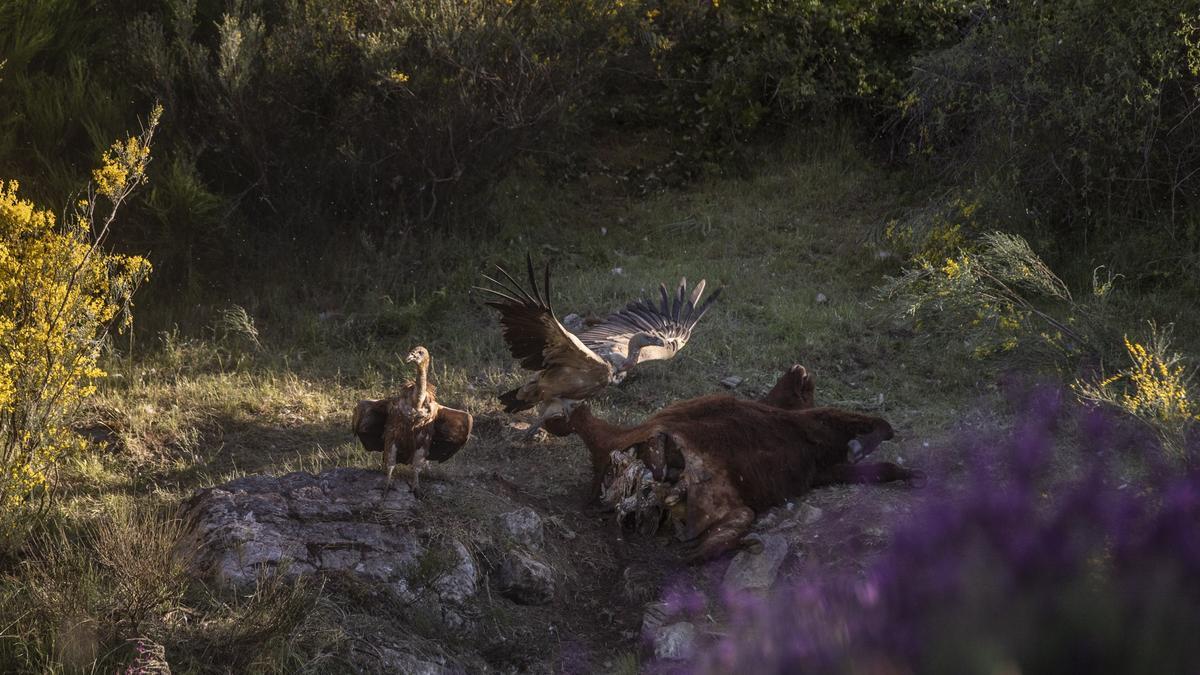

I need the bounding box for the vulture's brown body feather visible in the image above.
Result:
[352,347,472,491]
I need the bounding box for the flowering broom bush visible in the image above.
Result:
[0,107,157,536]
[1076,324,1199,459]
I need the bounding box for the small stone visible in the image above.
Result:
[723,533,788,592]
[800,503,823,525]
[561,313,585,333]
[366,646,452,675]
[719,376,743,389]
[815,292,829,305]
[432,539,478,604]
[545,515,577,541]
[497,507,544,550]
[496,552,555,605]
[653,622,697,661]
[641,601,672,640]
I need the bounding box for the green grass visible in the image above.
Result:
[3,130,1194,673]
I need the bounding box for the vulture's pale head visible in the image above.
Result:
[405,345,431,365]
[618,333,667,372]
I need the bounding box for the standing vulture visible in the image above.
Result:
[478,254,720,438]
[353,346,473,493]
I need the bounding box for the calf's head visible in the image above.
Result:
[846,417,894,463]
[761,364,815,410]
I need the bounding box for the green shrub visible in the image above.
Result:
[632,0,973,158]
[0,506,190,672]
[0,0,137,203]
[127,0,623,223]
[1075,323,1199,458]
[901,1,1200,271]
[881,230,1088,360]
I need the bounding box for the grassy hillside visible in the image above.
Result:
[0,132,1010,671]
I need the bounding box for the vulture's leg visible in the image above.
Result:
[814,462,926,487]
[409,444,429,493]
[521,417,546,441]
[382,442,399,495]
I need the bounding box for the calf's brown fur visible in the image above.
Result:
[546,365,921,560]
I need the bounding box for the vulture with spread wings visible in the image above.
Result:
[478,254,720,438]
[575,276,721,378]
[353,346,473,494]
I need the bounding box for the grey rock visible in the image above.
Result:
[815,292,829,305]
[496,507,544,550]
[799,503,824,525]
[723,533,789,592]
[358,646,454,675]
[641,600,672,641]
[496,551,555,605]
[182,468,445,601]
[761,503,823,532]
[432,539,479,605]
[653,622,697,661]
[561,313,585,333]
[719,375,743,389]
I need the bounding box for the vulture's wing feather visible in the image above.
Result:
[577,278,723,365]
[478,254,609,374]
[429,406,473,462]
[352,399,388,453]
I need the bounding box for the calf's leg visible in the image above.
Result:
[814,462,925,487]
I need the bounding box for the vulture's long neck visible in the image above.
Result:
[622,335,653,370]
[413,357,430,409]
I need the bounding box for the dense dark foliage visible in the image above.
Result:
[901,0,1200,274]
[1,1,1197,292]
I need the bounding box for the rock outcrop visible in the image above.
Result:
[181,468,480,630]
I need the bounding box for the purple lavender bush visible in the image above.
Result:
[691,387,1200,674]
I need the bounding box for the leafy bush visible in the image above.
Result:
[901,1,1200,269]
[677,390,1200,673]
[629,0,973,157]
[122,0,626,259]
[0,505,190,671]
[0,110,156,535]
[0,0,135,204]
[881,231,1088,358]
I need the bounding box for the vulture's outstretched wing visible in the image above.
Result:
[477,254,610,377]
[576,278,722,365]
[353,399,388,453]
[430,406,473,462]
[354,398,473,462]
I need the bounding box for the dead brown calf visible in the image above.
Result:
[546,365,922,560]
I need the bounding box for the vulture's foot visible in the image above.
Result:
[520,420,547,442]
[408,467,425,497]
